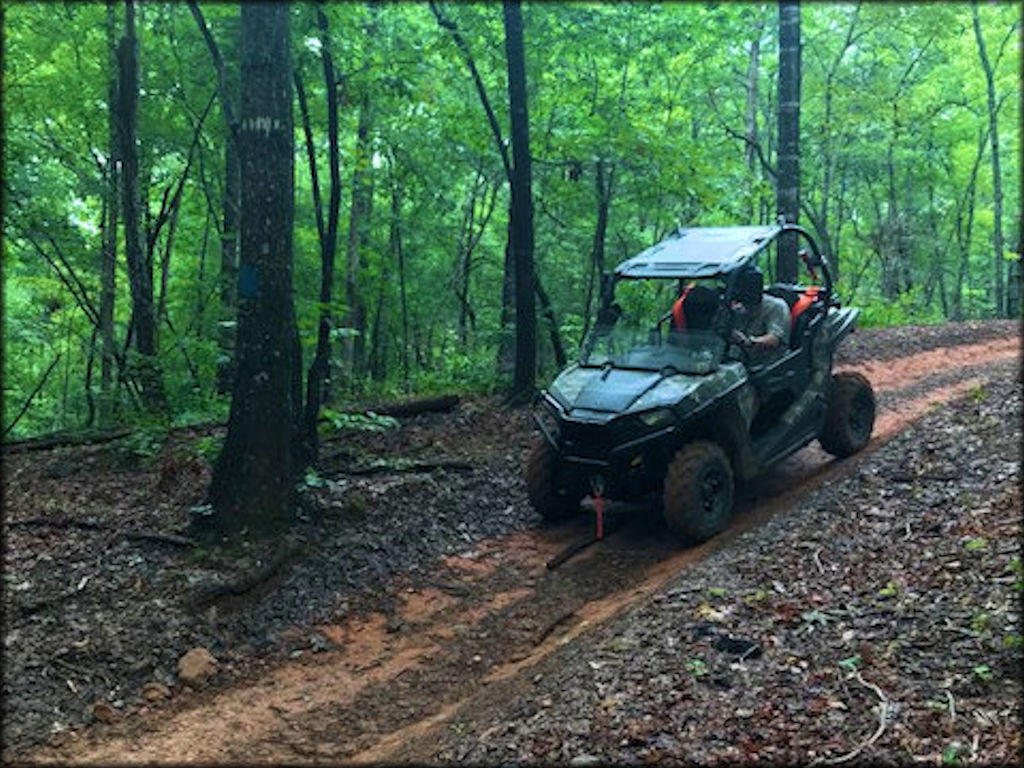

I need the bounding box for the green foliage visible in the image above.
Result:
[321,408,399,433]
[963,536,988,552]
[2,2,1019,439]
[877,581,899,599]
[941,743,962,765]
[194,435,224,464]
[116,426,168,463]
[684,657,708,678]
[971,611,991,634]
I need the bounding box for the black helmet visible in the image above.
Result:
[733,265,764,306]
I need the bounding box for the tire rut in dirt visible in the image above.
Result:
[242,547,670,761]
[403,361,1022,764]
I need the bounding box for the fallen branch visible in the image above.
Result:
[814,672,889,765]
[366,394,460,418]
[2,427,134,454]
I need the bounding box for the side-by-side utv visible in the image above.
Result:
[526,223,875,543]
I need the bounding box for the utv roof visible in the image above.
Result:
[614,225,781,280]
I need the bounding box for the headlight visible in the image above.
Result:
[636,408,674,428]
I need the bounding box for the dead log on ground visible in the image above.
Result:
[365,394,460,418]
[5,517,197,547]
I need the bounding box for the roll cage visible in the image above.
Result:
[602,223,835,310]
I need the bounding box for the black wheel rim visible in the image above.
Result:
[698,465,729,519]
[849,389,875,442]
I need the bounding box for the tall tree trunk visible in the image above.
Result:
[535,276,566,371]
[881,136,902,300]
[497,232,516,378]
[302,4,343,460]
[454,168,494,348]
[100,0,120,427]
[206,2,299,535]
[744,19,763,223]
[971,2,1006,317]
[504,0,536,400]
[776,0,801,282]
[344,90,373,380]
[392,175,411,393]
[580,159,614,343]
[952,129,987,320]
[118,0,164,412]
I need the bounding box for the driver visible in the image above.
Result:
[728,265,789,367]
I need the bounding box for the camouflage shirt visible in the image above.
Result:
[735,293,790,367]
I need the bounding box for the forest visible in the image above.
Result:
[4,2,1019,444]
[3,3,1022,763]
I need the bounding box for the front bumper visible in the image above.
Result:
[534,393,679,499]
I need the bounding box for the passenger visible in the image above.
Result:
[670,284,719,332]
[728,265,789,367]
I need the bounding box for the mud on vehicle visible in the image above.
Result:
[526,223,875,543]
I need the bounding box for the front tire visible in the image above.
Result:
[525,438,581,521]
[663,441,734,543]
[819,371,875,457]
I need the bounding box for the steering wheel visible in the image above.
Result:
[714,305,753,366]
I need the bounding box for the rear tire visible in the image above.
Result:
[819,371,875,457]
[525,438,581,521]
[663,441,734,543]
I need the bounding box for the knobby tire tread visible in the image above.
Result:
[819,371,875,458]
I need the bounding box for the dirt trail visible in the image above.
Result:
[29,334,1020,765]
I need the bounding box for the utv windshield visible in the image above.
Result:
[581,324,726,375]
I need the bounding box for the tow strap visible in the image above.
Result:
[546,475,609,571]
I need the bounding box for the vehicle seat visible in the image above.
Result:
[767,283,824,350]
[671,285,719,331]
[789,286,824,349]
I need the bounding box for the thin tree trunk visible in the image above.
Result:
[302,4,343,461]
[534,276,566,370]
[392,175,411,393]
[118,0,164,412]
[953,129,987,320]
[344,91,372,380]
[188,1,241,395]
[194,210,211,338]
[776,0,801,282]
[85,327,99,428]
[580,159,614,343]
[971,2,1006,317]
[744,19,763,223]
[504,0,536,400]
[100,1,120,427]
